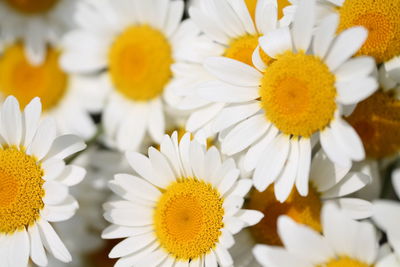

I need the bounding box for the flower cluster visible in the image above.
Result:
[0,0,399,266]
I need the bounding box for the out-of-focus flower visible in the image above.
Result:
[103,132,263,266]
[247,150,372,246]
[0,0,77,65]
[0,96,86,266]
[0,43,104,140]
[61,0,189,152]
[253,203,391,267]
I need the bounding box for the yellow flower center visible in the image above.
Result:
[337,0,400,63]
[318,257,372,267]
[108,25,173,102]
[245,0,291,21]
[260,51,336,137]
[154,179,224,260]
[4,0,58,15]
[346,91,400,159]
[225,34,273,67]
[247,184,322,246]
[0,44,68,111]
[0,147,45,234]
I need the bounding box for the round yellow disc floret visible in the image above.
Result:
[338,0,400,63]
[247,184,322,246]
[154,179,224,260]
[346,91,400,159]
[260,51,336,137]
[108,25,173,102]
[5,0,59,15]
[0,43,68,111]
[0,147,45,234]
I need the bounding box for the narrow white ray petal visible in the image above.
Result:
[219,169,240,196]
[42,196,78,222]
[253,245,312,267]
[22,97,41,148]
[43,181,68,205]
[44,134,86,160]
[373,200,400,232]
[204,57,262,87]
[113,242,158,267]
[292,0,316,51]
[275,138,299,202]
[336,77,378,105]
[336,198,372,220]
[197,81,259,103]
[102,225,153,239]
[385,56,400,83]
[2,96,22,146]
[295,138,311,196]
[29,224,48,267]
[114,174,161,201]
[37,219,71,262]
[211,0,245,38]
[109,233,155,258]
[186,103,224,132]
[104,207,152,227]
[236,209,264,226]
[165,1,184,37]
[325,27,368,71]
[160,133,183,177]
[9,230,30,267]
[335,57,376,82]
[278,216,335,264]
[321,172,371,199]
[253,135,290,191]
[215,245,234,267]
[189,140,206,179]
[56,165,86,186]
[148,147,176,183]
[259,27,292,58]
[252,46,267,71]
[320,128,352,168]
[313,14,339,59]
[229,0,257,34]
[222,114,270,156]
[205,251,218,267]
[148,99,165,144]
[256,1,277,34]
[42,158,65,181]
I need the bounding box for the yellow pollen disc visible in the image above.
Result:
[260,51,336,137]
[346,91,400,159]
[0,147,45,234]
[337,0,400,63]
[225,34,273,67]
[318,257,372,267]
[154,179,224,260]
[247,184,322,246]
[108,25,173,102]
[0,43,68,111]
[245,0,291,21]
[5,0,58,15]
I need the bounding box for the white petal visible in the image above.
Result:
[259,27,292,58]
[256,1,277,34]
[372,200,400,232]
[1,96,22,146]
[8,230,30,267]
[322,172,371,199]
[337,198,372,220]
[148,146,176,183]
[253,245,311,267]
[42,158,65,181]
[330,118,365,161]
[222,114,270,156]
[313,14,339,59]
[125,151,169,189]
[114,173,161,201]
[228,0,256,35]
[204,251,218,267]
[165,1,185,37]
[204,57,262,87]
[336,77,378,105]
[189,140,206,179]
[109,233,155,258]
[56,165,86,186]
[104,207,152,227]
[42,196,78,222]
[275,139,299,202]
[219,169,240,196]
[253,135,290,191]
[29,224,48,267]
[148,99,165,143]
[335,57,376,82]
[22,97,41,148]
[320,128,352,168]
[292,0,316,51]
[197,81,259,103]
[102,225,152,239]
[278,216,334,264]
[44,134,86,160]
[325,26,368,71]
[236,209,264,226]
[385,56,400,83]
[37,219,71,263]
[295,138,311,196]
[186,103,224,132]
[215,245,233,267]
[43,181,68,205]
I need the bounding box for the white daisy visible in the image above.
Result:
[247,149,372,246]
[61,0,187,151]
[174,0,296,139]
[253,203,393,267]
[195,0,378,200]
[0,42,104,140]
[102,132,263,266]
[320,0,400,92]
[0,0,77,65]
[0,96,86,266]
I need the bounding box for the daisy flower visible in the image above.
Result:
[61,0,187,151]
[0,42,104,140]
[247,149,372,245]
[196,0,378,200]
[102,132,263,266]
[321,0,400,90]
[0,0,77,65]
[253,203,391,267]
[0,96,86,266]
[346,91,400,159]
[173,0,296,139]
